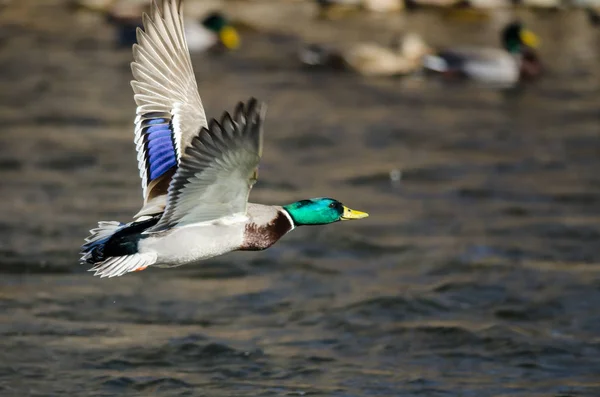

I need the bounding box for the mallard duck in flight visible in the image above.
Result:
[80,0,369,278]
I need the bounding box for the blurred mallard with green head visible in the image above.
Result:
[70,0,240,51]
[299,33,432,77]
[80,0,369,278]
[422,21,542,85]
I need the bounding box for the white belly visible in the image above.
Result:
[138,221,245,267]
[462,49,519,85]
[184,22,216,53]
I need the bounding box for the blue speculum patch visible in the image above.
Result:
[141,116,177,181]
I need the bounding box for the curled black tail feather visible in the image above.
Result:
[80,221,123,265]
[80,215,162,265]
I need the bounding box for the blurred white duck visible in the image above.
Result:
[80,0,369,278]
[70,0,240,51]
[299,33,432,77]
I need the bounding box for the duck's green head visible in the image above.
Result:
[283,198,369,226]
[502,21,539,53]
[202,12,240,50]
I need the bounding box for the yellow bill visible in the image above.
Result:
[219,26,240,50]
[341,206,369,220]
[520,29,539,49]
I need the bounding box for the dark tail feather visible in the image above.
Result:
[80,221,123,265]
[80,218,160,278]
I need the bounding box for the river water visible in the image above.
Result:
[1,1,599,396]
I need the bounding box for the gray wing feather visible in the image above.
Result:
[89,253,157,278]
[444,47,511,63]
[447,47,518,83]
[131,0,207,202]
[150,98,266,230]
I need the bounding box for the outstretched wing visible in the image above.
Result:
[131,0,207,216]
[149,98,265,231]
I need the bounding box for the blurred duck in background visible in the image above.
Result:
[299,33,432,77]
[69,0,240,51]
[571,0,600,26]
[407,0,562,9]
[315,0,600,15]
[316,0,405,18]
[422,21,541,85]
[513,0,563,9]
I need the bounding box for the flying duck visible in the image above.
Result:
[80,0,369,278]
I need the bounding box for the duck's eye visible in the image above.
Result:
[329,202,337,209]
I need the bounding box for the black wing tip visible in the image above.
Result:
[192,98,266,153]
[208,117,221,130]
[219,97,266,129]
[241,97,266,122]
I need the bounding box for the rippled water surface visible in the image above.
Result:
[1,1,600,396]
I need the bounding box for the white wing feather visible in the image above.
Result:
[131,0,207,208]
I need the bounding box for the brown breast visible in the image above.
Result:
[520,49,542,80]
[239,211,293,251]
